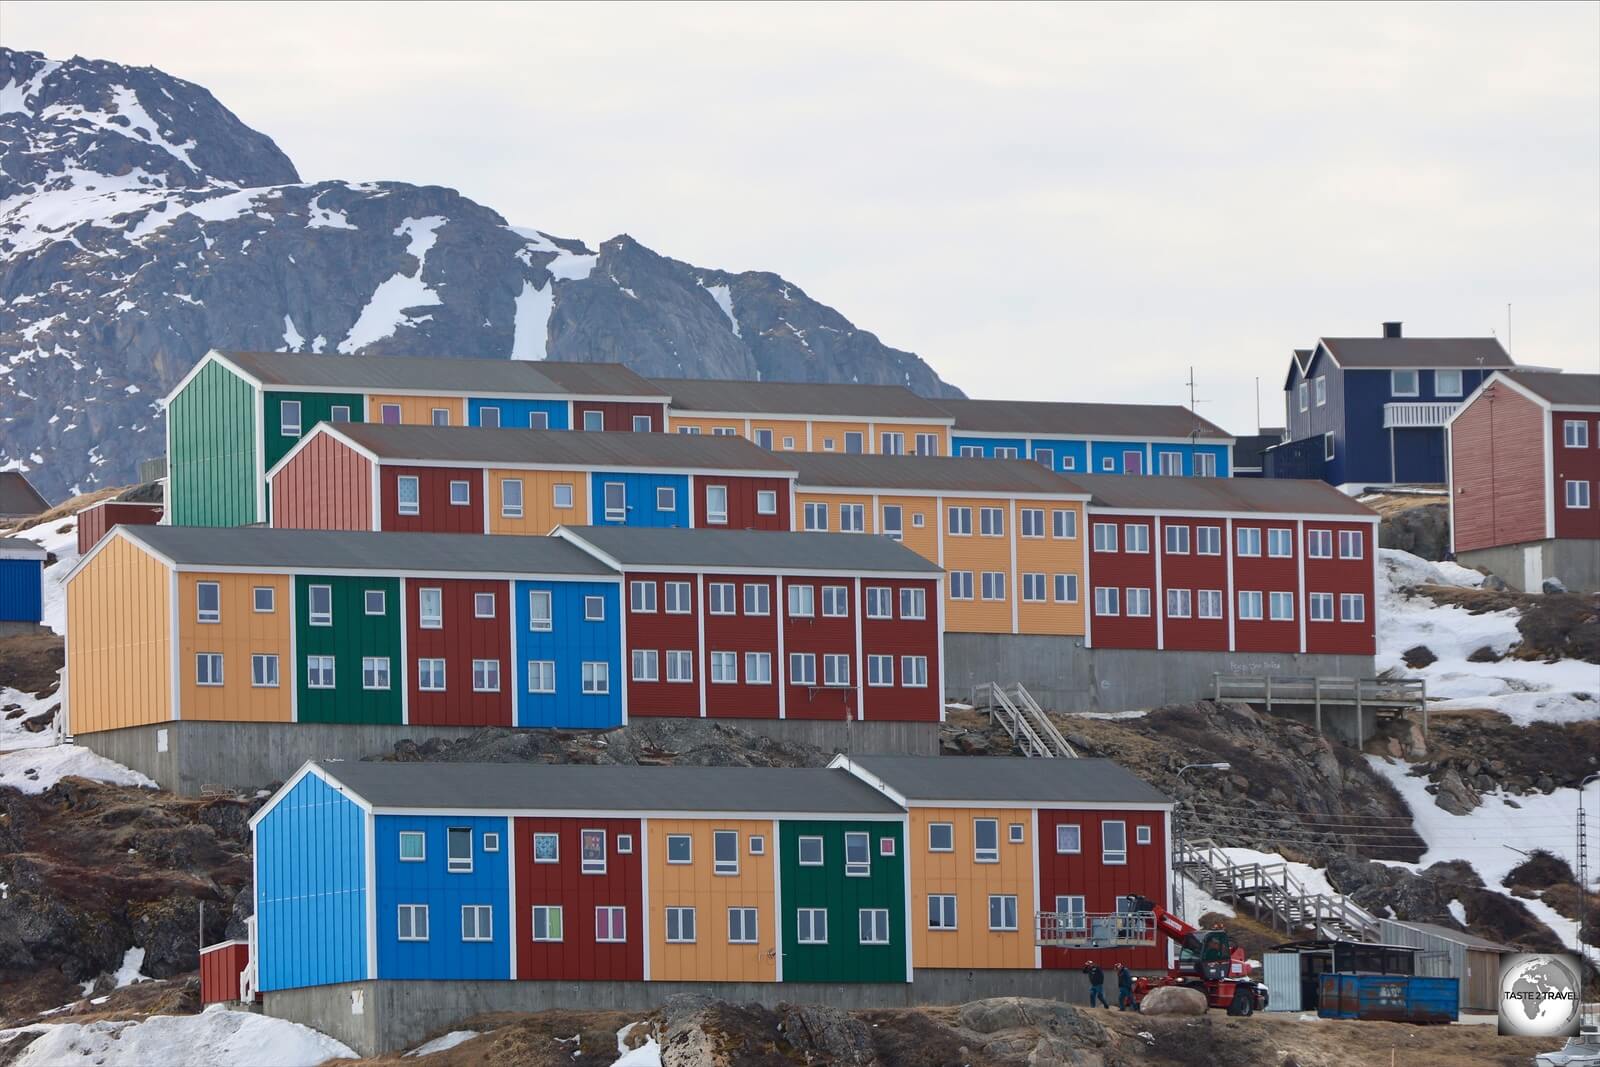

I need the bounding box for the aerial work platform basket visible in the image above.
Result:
[1035,910,1158,948]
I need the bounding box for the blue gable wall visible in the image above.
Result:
[0,559,44,623]
[589,472,690,527]
[375,814,512,981]
[949,435,1230,477]
[256,772,368,991]
[513,579,623,728]
[469,398,570,430]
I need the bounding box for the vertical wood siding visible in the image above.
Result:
[468,397,570,430]
[647,818,777,982]
[1553,409,1600,540]
[375,814,511,980]
[294,575,403,724]
[178,572,293,722]
[1157,516,1231,651]
[255,773,368,991]
[810,420,874,453]
[512,580,622,728]
[1086,515,1158,649]
[66,536,171,734]
[0,559,42,623]
[778,819,906,983]
[76,502,164,556]
[269,432,373,531]
[405,578,514,726]
[199,942,250,1004]
[782,574,859,721]
[745,417,810,450]
[623,571,700,718]
[1303,523,1376,654]
[1014,499,1085,636]
[262,390,365,471]
[691,475,792,530]
[364,394,466,427]
[487,469,589,535]
[379,464,484,534]
[515,817,645,980]
[588,472,690,528]
[1037,808,1166,970]
[168,359,258,526]
[1232,520,1299,653]
[572,402,665,432]
[940,496,1016,634]
[858,578,941,721]
[702,576,780,719]
[1449,384,1546,551]
[908,807,1037,969]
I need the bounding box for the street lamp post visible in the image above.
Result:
[1173,762,1232,923]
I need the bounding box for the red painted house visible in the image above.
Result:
[1449,370,1600,592]
[556,525,945,724]
[75,499,165,555]
[405,577,514,726]
[1073,475,1378,656]
[1037,806,1169,970]
[513,815,645,981]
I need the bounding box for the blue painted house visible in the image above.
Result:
[0,537,47,632]
[1270,323,1513,489]
[936,398,1234,477]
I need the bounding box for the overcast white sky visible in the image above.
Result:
[7,1,1597,431]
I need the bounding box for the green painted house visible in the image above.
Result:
[779,819,908,984]
[294,574,402,724]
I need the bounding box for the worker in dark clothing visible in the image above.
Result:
[1116,962,1135,1010]
[1082,960,1109,1008]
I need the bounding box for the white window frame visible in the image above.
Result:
[900,654,928,687]
[527,660,556,693]
[533,832,559,863]
[630,580,658,614]
[928,822,954,852]
[418,587,443,630]
[859,908,891,945]
[665,906,696,943]
[1269,591,1295,621]
[756,490,778,515]
[461,904,493,942]
[787,584,815,618]
[1267,528,1294,558]
[447,827,473,873]
[397,903,429,942]
[195,652,224,687]
[472,658,501,692]
[949,571,973,600]
[1165,524,1190,554]
[1238,590,1263,621]
[797,835,824,867]
[308,584,333,627]
[666,650,693,684]
[595,905,627,944]
[1434,369,1463,397]
[1055,823,1081,854]
[253,586,275,613]
[947,506,972,536]
[789,652,817,686]
[867,653,893,687]
[1166,588,1191,619]
[1125,587,1151,617]
[584,596,605,621]
[1093,586,1119,617]
[418,658,446,692]
[602,482,625,523]
[631,649,659,682]
[803,501,829,531]
[251,653,280,688]
[899,587,926,619]
[553,482,574,509]
[980,571,1006,601]
[1309,592,1335,622]
[1137,825,1153,845]
[196,581,220,624]
[839,502,865,532]
[1391,369,1419,397]
[708,582,737,615]
[1338,530,1364,560]
[705,485,728,524]
[528,589,553,631]
[1564,420,1590,449]
[1196,525,1221,555]
[1314,374,1328,406]
[1308,529,1332,559]
[979,506,1005,537]
[396,475,421,516]
[666,580,693,614]
[744,651,772,685]
[280,399,302,436]
[530,905,563,942]
[821,584,850,617]
[1052,509,1078,539]
[1102,820,1127,865]
[710,650,738,685]
[666,834,692,865]
[580,828,607,875]
[1092,523,1118,552]
[973,818,999,863]
[1053,573,1079,604]
[797,907,828,944]
[1567,480,1591,509]
[988,894,1019,932]
[1236,527,1262,557]
[363,589,386,616]
[362,656,391,691]
[473,592,495,618]
[822,653,850,688]
[1198,589,1223,619]
[399,831,426,862]
[306,654,335,689]
[928,894,957,931]
[632,414,653,432]
[1340,593,1367,623]
[844,831,871,877]
[583,410,605,432]
[1022,572,1046,602]
[727,907,758,945]
[581,661,610,694]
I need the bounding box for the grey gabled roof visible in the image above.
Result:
[0,472,50,517]
[848,755,1171,806]
[320,424,793,473]
[934,398,1233,441]
[1384,919,1515,954]
[788,452,1086,496]
[315,760,905,814]
[220,352,666,398]
[652,377,953,420]
[0,537,48,560]
[559,525,942,575]
[1059,473,1376,517]
[1498,369,1600,407]
[1319,337,1514,370]
[117,526,614,576]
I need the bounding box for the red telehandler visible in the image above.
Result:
[1122,894,1271,1016]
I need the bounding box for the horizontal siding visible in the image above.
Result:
[1553,409,1600,541]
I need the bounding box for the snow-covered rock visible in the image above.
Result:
[0,1007,355,1066]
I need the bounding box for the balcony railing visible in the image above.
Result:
[1383,401,1459,429]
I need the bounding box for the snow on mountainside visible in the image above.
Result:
[0,48,959,502]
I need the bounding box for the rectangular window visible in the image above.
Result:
[1565,420,1591,448]
[1022,573,1046,602]
[1237,590,1263,620]
[397,904,429,942]
[949,571,973,600]
[253,586,274,613]
[528,590,552,631]
[1309,592,1335,622]
[632,649,659,682]
[1338,530,1364,559]
[580,828,606,874]
[1094,586,1119,616]
[380,403,401,425]
[585,596,605,621]
[1008,823,1025,843]
[251,653,279,688]
[797,908,828,944]
[1102,820,1127,864]
[632,414,653,432]
[665,834,692,864]
[974,818,999,863]
[896,587,926,619]
[399,831,426,862]
[655,486,677,514]
[603,482,625,522]
[710,830,739,876]
[947,506,972,535]
[1267,528,1294,558]
[1165,524,1190,554]
[822,653,850,687]
[196,581,220,623]
[1566,481,1591,509]
[803,501,829,531]
[865,586,892,619]
[797,835,824,867]
[821,585,850,617]
[1126,587,1151,616]
[1125,524,1150,553]
[1159,451,1183,476]
[1136,825,1153,845]
[362,656,390,690]
[1056,895,1086,932]
[710,651,737,684]
[735,583,768,618]
[1434,369,1463,397]
[195,653,223,687]
[396,475,421,515]
[988,894,1019,931]
[915,432,939,456]
[1340,593,1366,622]
[1269,591,1295,621]
[744,652,772,684]
[839,502,865,532]
[501,478,524,519]
[900,655,928,687]
[583,410,605,432]
[308,584,333,626]
[788,584,815,617]
[844,431,864,454]
[1035,447,1055,468]
[1391,369,1419,397]
[581,661,609,694]
[666,580,693,614]
[306,654,335,689]
[844,831,871,877]
[995,446,1019,459]
[478,406,500,428]
[530,905,563,942]
[1020,508,1045,538]
[980,571,1006,601]
[1298,382,1309,412]
[958,445,982,457]
[752,428,774,450]
[418,658,446,691]
[429,408,450,427]
[630,580,657,614]
[1092,523,1118,552]
[1056,824,1081,853]
[1315,374,1328,406]
[662,906,695,943]
[1198,589,1223,619]
[527,660,555,693]
[789,652,817,686]
[418,587,442,629]
[712,426,737,437]
[708,582,736,615]
[928,894,957,930]
[533,832,559,863]
[553,483,574,509]
[979,506,1004,537]
[1196,526,1221,555]
[1324,432,1336,461]
[1308,529,1332,558]
[705,485,728,524]
[447,827,473,873]
[461,904,493,942]
[471,592,495,619]
[1052,509,1077,539]
[1053,573,1079,603]
[756,490,778,515]
[280,399,302,436]
[472,659,500,692]
[866,654,893,687]
[666,650,693,683]
[859,908,890,945]
[1196,452,1217,477]
[880,431,905,455]
[747,834,764,856]
[1062,455,1078,471]
[1166,588,1191,618]
[595,906,626,943]
[1236,527,1261,556]
[364,589,386,616]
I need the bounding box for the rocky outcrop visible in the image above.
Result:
[1137,986,1207,1016]
[1378,502,1450,561]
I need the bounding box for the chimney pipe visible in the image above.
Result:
[1382,321,1403,339]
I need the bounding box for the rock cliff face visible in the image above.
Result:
[0,48,959,502]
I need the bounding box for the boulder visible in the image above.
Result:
[1433,767,1481,815]
[778,1003,877,1065]
[1402,645,1437,668]
[1379,502,1451,561]
[1483,574,1509,591]
[1138,985,1208,1016]
[1467,645,1503,663]
[1542,577,1568,595]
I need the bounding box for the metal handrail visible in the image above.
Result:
[1179,838,1379,941]
[1036,909,1158,947]
[1009,683,1078,758]
[974,682,1053,758]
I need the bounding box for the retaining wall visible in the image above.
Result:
[1457,539,1600,594]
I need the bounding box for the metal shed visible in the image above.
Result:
[1262,939,1419,1013]
[1375,919,1513,1014]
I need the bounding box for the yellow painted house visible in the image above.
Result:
[787,453,1089,636]
[655,378,956,457]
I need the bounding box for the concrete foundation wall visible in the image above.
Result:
[266,970,1094,1057]
[74,717,940,795]
[943,635,1376,716]
[1458,539,1600,594]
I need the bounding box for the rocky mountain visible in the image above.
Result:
[0,49,959,502]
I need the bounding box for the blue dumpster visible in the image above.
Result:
[1318,973,1459,1023]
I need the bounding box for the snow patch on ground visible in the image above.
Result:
[546,252,598,282]
[0,745,156,794]
[509,279,553,361]
[1181,878,1237,925]
[112,946,150,988]
[281,314,305,351]
[0,682,64,751]
[0,1007,356,1066]
[702,283,741,336]
[406,1029,479,1056]
[1214,846,1344,901]
[613,1022,661,1066]
[338,216,446,353]
[305,192,356,230]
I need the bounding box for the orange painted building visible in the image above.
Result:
[646,818,779,982]
[657,378,955,457]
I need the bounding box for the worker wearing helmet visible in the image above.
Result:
[1082,960,1109,1008]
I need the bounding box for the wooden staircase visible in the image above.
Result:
[1178,837,1379,941]
[972,682,1077,758]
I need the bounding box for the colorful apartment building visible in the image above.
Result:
[247,756,1171,1055]
[267,423,796,534]
[938,398,1235,478]
[785,453,1090,636]
[165,351,670,526]
[656,377,955,457]
[1447,370,1600,592]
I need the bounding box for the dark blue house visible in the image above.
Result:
[0,537,47,634]
[1267,322,1513,489]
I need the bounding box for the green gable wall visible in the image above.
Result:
[262,390,365,472]
[168,359,259,526]
[294,575,402,724]
[779,820,907,984]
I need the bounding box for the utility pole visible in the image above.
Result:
[1173,762,1231,923]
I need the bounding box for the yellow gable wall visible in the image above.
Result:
[66,536,172,734]
[647,818,777,982]
[485,469,589,535]
[365,394,468,427]
[910,807,1038,969]
[178,573,293,722]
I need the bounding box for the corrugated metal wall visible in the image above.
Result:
[0,558,43,622]
[1374,920,1501,1012]
[1263,952,1302,1012]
